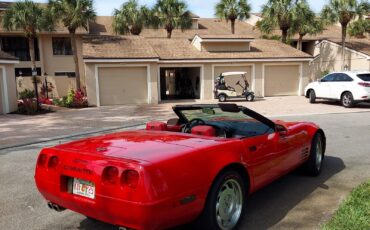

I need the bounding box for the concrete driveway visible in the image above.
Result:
[1,96,369,149]
[0,112,369,230]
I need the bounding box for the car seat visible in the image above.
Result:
[191,125,216,137]
[146,121,167,131]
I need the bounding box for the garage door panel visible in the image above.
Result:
[99,67,148,105]
[264,65,299,97]
[214,66,252,95]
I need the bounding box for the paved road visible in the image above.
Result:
[1,112,369,230]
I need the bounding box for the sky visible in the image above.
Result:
[6,0,329,17]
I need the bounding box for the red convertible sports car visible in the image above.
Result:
[35,104,326,230]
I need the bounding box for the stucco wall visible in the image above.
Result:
[202,42,250,52]
[310,41,370,81]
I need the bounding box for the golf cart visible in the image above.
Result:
[214,72,255,102]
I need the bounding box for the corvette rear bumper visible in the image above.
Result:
[36,178,170,230]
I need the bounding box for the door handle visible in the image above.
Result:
[249,146,257,152]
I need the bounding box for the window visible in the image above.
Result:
[334,73,353,82]
[321,74,335,82]
[357,74,370,82]
[55,72,76,78]
[15,68,42,77]
[0,37,40,61]
[52,38,73,55]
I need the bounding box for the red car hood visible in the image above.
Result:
[53,131,226,163]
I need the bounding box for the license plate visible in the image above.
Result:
[72,178,95,199]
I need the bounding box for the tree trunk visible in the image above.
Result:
[341,25,347,70]
[166,27,172,39]
[69,29,81,89]
[28,36,40,111]
[297,34,304,50]
[231,19,235,34]
[281,29,288,44]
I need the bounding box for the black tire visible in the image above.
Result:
[246,94,254,102]
[195,170,246,230]
[304,132,325,176]
[341,92,355,108]
[218,94,227,102]
[309,90,316,103]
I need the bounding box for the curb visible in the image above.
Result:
[0,123,145,151]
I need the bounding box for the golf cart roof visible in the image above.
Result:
[221,72,247,76]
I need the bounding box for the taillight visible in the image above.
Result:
[37,154,47,166]
[102,166,119,184]
[121,170,140,188]
[358,82,370,87]
[48,156,59,168]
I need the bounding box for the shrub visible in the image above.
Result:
[18,98,38,115]
[19,89,35,100]
[53,89,88,108]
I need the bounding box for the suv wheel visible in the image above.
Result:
[341,92,355,108]
[309,90,316,103]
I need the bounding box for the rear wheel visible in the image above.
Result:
[246,94,254,102]
[304,132,324,176]
[196,170,246,230]
[341,92,355,108]
[309,90,316,103]
[218,94,227,102]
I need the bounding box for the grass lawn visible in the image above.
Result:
[322,180,370,230]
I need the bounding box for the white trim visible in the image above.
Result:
[0,59,19,64]
[84,58,313,64]
[192,34,255,43]
[158,58,313,63]
[84,58,159,63]
[94,64,151,107]
[262,63,303,97]
[212,63,256,96]
[0,66,9,114]
[157,64,204,102]
[317,40,370,60]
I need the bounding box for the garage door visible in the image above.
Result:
[214,66,252,95]
[264,65,299,96]
[0,70,4,114]
[98,67,148,105]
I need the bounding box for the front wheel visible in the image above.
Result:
[218,94,227,102]
[196,170,246,230]
[309,90,316,103]
[341,92,355,108]
[246,94,254,102]
[304,132,325,176]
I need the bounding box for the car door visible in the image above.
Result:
[330,73,353,99]
[242,131,291,192]
[316,74,335,98]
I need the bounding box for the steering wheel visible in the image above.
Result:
[182,118,206,133]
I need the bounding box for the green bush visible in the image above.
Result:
[18,99,38,115]
[19,89,35,100]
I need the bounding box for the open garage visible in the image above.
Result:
[264,65,300,96]
[98,66,148,105]
[159,67,201,101]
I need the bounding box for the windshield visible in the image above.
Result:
[179,107,274,138]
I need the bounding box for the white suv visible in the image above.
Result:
[305,71,370,108]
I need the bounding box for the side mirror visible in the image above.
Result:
[276,124,288,136]
[167,118,179,126]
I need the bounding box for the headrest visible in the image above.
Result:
[146,121,167,131]
[191,125,216,137]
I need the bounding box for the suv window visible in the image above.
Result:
[334,73,353,82]
[321,74,335,82]
[357,74,370,82]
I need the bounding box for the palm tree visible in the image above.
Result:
[258,0,296,43]
[48,0,96,89]
[321,0,369,69]
[215,0,251,34]
[112,0,150,35]
[3,0,54,110]
[348,19,370,38]
[290,1,324,50]
[150,0,192,39]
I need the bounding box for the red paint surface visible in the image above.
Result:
[35,119,321,229]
